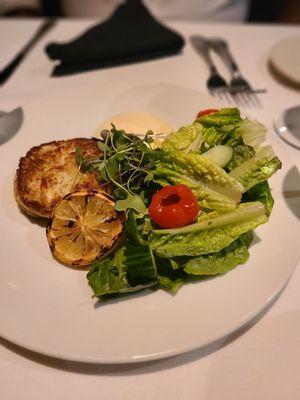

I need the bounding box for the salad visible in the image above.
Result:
[67,107,281,299]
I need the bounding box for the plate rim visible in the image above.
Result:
[0,269,296,364]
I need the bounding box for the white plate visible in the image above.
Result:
[0,83,299,364]
[269,36,300,85]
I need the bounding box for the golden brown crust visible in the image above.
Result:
[14,138,103,218]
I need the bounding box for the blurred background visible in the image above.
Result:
[0,0,299,23]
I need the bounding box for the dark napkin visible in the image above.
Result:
[45,0,185,76]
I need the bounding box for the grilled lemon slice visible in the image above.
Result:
[46,190,123,267]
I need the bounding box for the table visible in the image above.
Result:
[0,19,299,400]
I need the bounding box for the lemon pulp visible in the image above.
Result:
[47,191,123,267]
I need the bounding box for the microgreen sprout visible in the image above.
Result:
[75,126,160,213]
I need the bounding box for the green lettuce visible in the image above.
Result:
[199,125,242,152]
[242,181,274,216]
[196,109,267,149]
[156,258,186,293]
[87,242,157,297]
[158,275,185,293]
[154,150,243,212]
[150,202,267,258]
[153,202,265,235]
[125,210,153,245]
[154,165,238,212]
[183,231,253,275]
[162,122,203,154]
[227,145,255,171]
[237,118,267,147]
[201,126,227,147]
[229,146,282,192]
[198,110,267,154]
[197,108,241,127]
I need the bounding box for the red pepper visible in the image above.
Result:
[149,184,199,228]
[196,108,218,119]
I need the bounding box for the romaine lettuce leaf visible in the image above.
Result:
[197,109,266,150]
[197,108,241,127]
[126,210,152,245]
[201,126,230,148]
[199,125,242,152]
[158,275,185,293]
[237,118,267,147]
[87,242,157,297]
[153,202,265,235]
[227,144,255,171]
[154,150,243,212]
[229,146,282,192]
[183,231,253,275]
[198,110,267,154]
[242,181,274,216]
[156,258,186,293]
[162,122,203,154]
[179,151,244,203]
[150,203,267,258]
[87,249,128,297]
[154,165,237,212]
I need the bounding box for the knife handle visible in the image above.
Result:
[0,19,56,86]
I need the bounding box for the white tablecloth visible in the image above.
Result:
[0,19,300,400]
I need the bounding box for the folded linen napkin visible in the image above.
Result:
[45,0,185,76]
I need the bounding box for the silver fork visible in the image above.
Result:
[209,38,266,108]
[190,36,231,102]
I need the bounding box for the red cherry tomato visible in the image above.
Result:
[149,184,199,228]
[196,108,218,118]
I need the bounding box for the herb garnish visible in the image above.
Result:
[76,126,160,213]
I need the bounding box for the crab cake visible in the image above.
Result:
[14,138,103,218]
